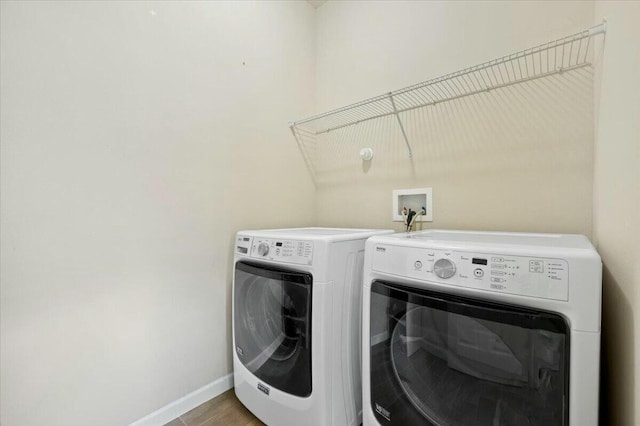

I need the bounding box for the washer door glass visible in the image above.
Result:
[234,261,312,397]
[369,281,569,426]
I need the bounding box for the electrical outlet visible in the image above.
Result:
[392,188,433,222]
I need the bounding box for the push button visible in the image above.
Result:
[529,260,544,273]
[474,268,484,277]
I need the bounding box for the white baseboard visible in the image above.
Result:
[129,373,234,426]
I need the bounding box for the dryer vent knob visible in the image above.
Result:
[258,243,270,256]
[434,258,456,279]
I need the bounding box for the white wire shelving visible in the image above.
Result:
[289,21,606,182]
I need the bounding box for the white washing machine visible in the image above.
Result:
[362,230,601,426]
[233,227,393,426]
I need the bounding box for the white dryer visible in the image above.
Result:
[233,227,393,426]
[362,230,601,426]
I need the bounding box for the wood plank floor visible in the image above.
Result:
[164,389,264,426]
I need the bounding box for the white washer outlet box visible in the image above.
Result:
[392,188,433,222]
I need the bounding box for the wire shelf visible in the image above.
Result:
[290,22,606,182]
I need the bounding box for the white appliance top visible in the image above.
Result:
[235,228,394,267]
[387,229,595,251]
[241,227,393,242]
[367,229,601,332]
[368,228,600,313]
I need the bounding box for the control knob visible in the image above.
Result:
[257,243,270,256]
[434,258,456,279]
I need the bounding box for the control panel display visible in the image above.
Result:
[236,235,313,265]
[236,236,253,256]
[372,244,569,301]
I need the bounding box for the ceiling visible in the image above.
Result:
[307,0,328,9]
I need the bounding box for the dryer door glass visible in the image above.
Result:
[234,261,312,397]
[369,281,569,426]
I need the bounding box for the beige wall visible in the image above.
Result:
[314,1,595,235]
[593,2,640,425]
[0,2,316,425]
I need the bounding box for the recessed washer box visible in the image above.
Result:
[392,188,433,222]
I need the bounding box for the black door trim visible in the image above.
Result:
[371,280,569,334]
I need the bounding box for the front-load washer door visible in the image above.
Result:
[369,280,569,426]
[234,261,312,397]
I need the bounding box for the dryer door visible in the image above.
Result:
[234,261,312,397]
[369,280,569,426]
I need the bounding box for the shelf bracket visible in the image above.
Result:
[388,93,413,158]
[289,122,317,187]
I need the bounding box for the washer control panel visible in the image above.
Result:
[236,235,313,265]
[372,244,569,301]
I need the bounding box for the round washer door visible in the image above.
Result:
[234,261,312,397]
[368,281,569,426]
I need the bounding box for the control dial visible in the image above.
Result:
[257,243,270,256]
[434,258,456,279]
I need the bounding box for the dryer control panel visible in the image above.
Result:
[236,235,313,265]
[372,244,569,301]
